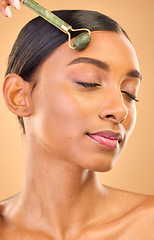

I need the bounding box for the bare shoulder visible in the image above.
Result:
[0,195,18,238]
[0,200,6,238]
[108,185,154,215]
[107,186,154,236]
[122,188,154,212]
[106,184,154,203]
[123,191,154,238]
[86,186,154,239]
[134,193,154,228]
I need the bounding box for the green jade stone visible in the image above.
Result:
[73,32,91,50]
[23,0,65,29]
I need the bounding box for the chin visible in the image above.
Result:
[80,156,117,173]
[87,164,114,173]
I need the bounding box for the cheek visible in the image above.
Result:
[31,84,88,151]
[125,105,137,139]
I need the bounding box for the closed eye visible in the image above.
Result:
[76,83,139,101]
[76,82,101,88]
[121,91,139,102]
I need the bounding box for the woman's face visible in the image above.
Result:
[28,31,141,172]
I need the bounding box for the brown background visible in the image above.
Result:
[0,0,154,200]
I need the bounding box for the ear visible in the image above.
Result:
[2,73,33,117]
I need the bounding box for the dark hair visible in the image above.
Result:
[5,10,129,134]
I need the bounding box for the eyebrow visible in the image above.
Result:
[67,57,110,71]
[67,57,142,81]
[126,70,142,81]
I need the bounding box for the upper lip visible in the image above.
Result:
[87,131,123,142]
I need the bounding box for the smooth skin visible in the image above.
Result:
[1,28,154,240]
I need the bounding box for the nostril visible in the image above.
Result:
[106,114,116,119]
[98,103,128,123]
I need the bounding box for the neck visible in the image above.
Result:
[10,137,106,239]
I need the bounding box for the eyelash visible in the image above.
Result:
[76,82,101,88]
[76,82,139,102]
[121,91,139,102]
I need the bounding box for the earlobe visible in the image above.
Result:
[2,73,32,117]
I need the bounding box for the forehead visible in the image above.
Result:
[40,31,140,73]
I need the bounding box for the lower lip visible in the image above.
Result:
[88,134,119,148]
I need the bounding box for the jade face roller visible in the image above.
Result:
[19,0,91,50]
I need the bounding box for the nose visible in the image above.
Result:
[98,90,128,123]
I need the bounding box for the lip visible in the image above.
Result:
[87,131,123,148]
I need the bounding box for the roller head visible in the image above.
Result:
[73,32,91,50]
